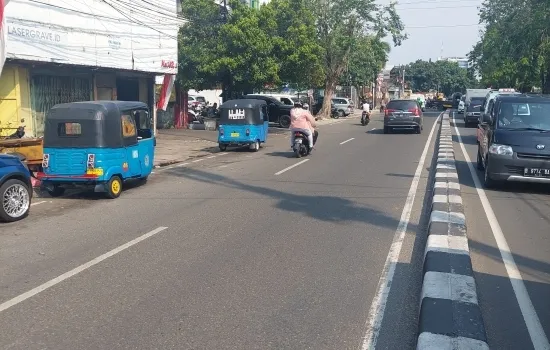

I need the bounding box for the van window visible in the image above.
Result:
[281,98,293,105]
[195,96,206,103]
[121,114,137,138]
[58,122,82,136]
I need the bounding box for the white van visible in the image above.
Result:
[481,88,520,116]
[255,93,297,106]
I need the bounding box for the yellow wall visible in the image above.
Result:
[0,65,32,137]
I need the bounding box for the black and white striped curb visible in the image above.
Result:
[416,112,489,350]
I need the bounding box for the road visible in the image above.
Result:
[0,112,441,350]
[450,110,550,350]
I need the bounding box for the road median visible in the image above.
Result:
[417,111,489,350]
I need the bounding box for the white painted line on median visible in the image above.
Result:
[0,226,169,314]
[340,138,355,145]
[421,271,478,304]
[176,162,190,167]
[206,155,216,159]
[192,159,204,163]
[31,201,47,207]
[417,333,490,350]
[274,159,310,175]
[361,113,441,350]
[452,114,550,349]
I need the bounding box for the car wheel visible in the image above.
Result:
[416,126,422,134]
[279,115,291,128]
[106,175,123,199]
[0,179,31,222]
[476,148,484,170]
[337,110,344,118]
[483,159,498,188]
[384,126,390,134]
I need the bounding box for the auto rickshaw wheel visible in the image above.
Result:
[219,143,227,152]
[47,185,65,197]
[106,176,122,199]
[250,140,260,152]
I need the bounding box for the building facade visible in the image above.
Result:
[437,56,469,69]
[0,0,179,137]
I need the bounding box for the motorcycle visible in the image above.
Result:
[361,111,370,126]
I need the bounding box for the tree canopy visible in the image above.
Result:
[469,0,550,93]
[390,60,475,96]
[177,0,402,112]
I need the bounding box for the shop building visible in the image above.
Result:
[0,0,179,137]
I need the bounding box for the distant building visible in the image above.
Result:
[438,56,470,69]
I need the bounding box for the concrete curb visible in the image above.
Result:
[416,112,489,350]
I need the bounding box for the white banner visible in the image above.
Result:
[0,0,8,77]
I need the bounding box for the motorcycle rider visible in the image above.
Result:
[290,102,317,150]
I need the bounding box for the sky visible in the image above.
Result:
[381,0,484,67]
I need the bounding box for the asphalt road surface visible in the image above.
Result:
[450,110,550,350]
[0,112,441,350]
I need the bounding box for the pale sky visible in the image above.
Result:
[382,0,484,66]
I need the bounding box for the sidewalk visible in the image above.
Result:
[154,129,219,167]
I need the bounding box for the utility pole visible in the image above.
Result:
[401,67,405,98]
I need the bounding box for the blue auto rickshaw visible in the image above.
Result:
[218,99,269,151]
[37,101,155,199]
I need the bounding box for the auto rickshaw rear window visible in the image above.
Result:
[58,122,82,136]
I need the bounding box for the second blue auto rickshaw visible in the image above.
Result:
[218,99,269,152]
[36,101,155,199]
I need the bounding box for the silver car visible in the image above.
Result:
[332,98,353,117]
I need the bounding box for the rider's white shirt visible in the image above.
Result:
[362,103,370,111]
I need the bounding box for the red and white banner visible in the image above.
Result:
[156,74,175,111]
[0,0,8,77]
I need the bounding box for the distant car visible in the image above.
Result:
[243,94,293,128]
[383,99,423,134]
[464,97,485,127]
[0,154,33,222]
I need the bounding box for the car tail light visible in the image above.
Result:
[408,107,419,116]
[42,153,50,168]
[87,154,95,169]
[385,109,395,117]
[219,128,224,135]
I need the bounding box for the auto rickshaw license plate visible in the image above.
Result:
[231,132,240,137]
[87,168,104,176]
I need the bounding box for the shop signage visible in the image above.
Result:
[161,60,176,68]
[7,24,66,43]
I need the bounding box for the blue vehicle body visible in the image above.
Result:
[0,154,32,222]
[218,99,269,151]
[37,101,155,198]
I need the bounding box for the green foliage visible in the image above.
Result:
[308,0,405,116]
[392,60,476,96]
[178,0,324,93]
[469,0,550,93]
[344,36,390,89]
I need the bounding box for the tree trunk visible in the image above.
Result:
[542,70,550,94]
[317,79,337,119]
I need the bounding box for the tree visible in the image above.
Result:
[344,36,390,94]
[310,0,405,117]
[469,0,550,93]
[391,60,475,96]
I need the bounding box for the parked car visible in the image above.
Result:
[332,97,353,117]
[477,94,550,188]
[0,154,32,222]
[312,98,337,117]
[383,99,423,134]
[188,95,207,110]
[243,94,293,128]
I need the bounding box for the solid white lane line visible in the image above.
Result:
[274,159,309,175]
[0,226,169,313]
[340,138,355,145]
[452,114,550,349]
[361,113,441,350]
[31,201,47,207]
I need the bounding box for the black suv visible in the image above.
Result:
[243,94,293,128]
[383,99,423,134]
[477,94,550,188]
